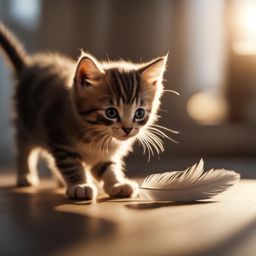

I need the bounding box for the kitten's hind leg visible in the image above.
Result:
[16,140,40,187]
[92,161,138,198]
[40,150,65,187]
[51,147,97,200]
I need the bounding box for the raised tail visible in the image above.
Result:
[0,23,29,74]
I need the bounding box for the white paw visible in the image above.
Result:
[66,184,97,200]
[105,180,138,198]
[17,173,39,187]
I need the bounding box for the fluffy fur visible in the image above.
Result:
[0,23,170,200]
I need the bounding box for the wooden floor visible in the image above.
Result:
[0,174,256,256]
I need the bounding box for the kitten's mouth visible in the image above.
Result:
[111,129,139,141]
[113,134,135,141]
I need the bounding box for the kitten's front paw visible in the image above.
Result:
[17,174,39,187]
[105,180,138,198]
[66,184,97,200]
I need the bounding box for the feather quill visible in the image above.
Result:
[139,159,240,202]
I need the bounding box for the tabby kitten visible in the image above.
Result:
[0,23,167,199]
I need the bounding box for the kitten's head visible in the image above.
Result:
[73,53,167,142]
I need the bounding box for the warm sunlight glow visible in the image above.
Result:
[187,92,227,125]
[232,0,256,55]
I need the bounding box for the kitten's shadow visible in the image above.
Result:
[125,200,217,210]
[0,185,115,256]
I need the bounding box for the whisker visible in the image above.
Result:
[144,130,163,154]
[139,133,154,161]
[146,130,165,152]
[163,89,180,96]
[105,136,112,153]
[82,128,107,151]
[137,137,146,155]
[103,135,111,153]
[97,132,110,153]
[80,129,101,145]
[151,124,179,134]
[147,127,178,144]
[142,138,152,162]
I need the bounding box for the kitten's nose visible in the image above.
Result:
[122,127,132,135]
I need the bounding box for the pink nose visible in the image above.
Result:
[122,127,132,135]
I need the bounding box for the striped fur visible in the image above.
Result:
[110,69,141,105]
[0,23,167,200]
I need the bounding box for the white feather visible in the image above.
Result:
[139,159,240,202]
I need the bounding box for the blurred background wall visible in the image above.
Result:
[0,0,256,176]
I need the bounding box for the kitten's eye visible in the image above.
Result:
[134,108,145,119]
[105,107,118,119]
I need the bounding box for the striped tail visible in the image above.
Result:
[0,23,29,75]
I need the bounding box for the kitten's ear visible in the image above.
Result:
[139,55,167,84]
[75,55,103,87]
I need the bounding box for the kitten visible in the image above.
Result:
[0,23,167,200]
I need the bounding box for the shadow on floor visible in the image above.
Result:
[125,200,217,210]
[0,186,116,256]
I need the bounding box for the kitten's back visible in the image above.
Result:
[15,54,76,138]
[0,24,81,145]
